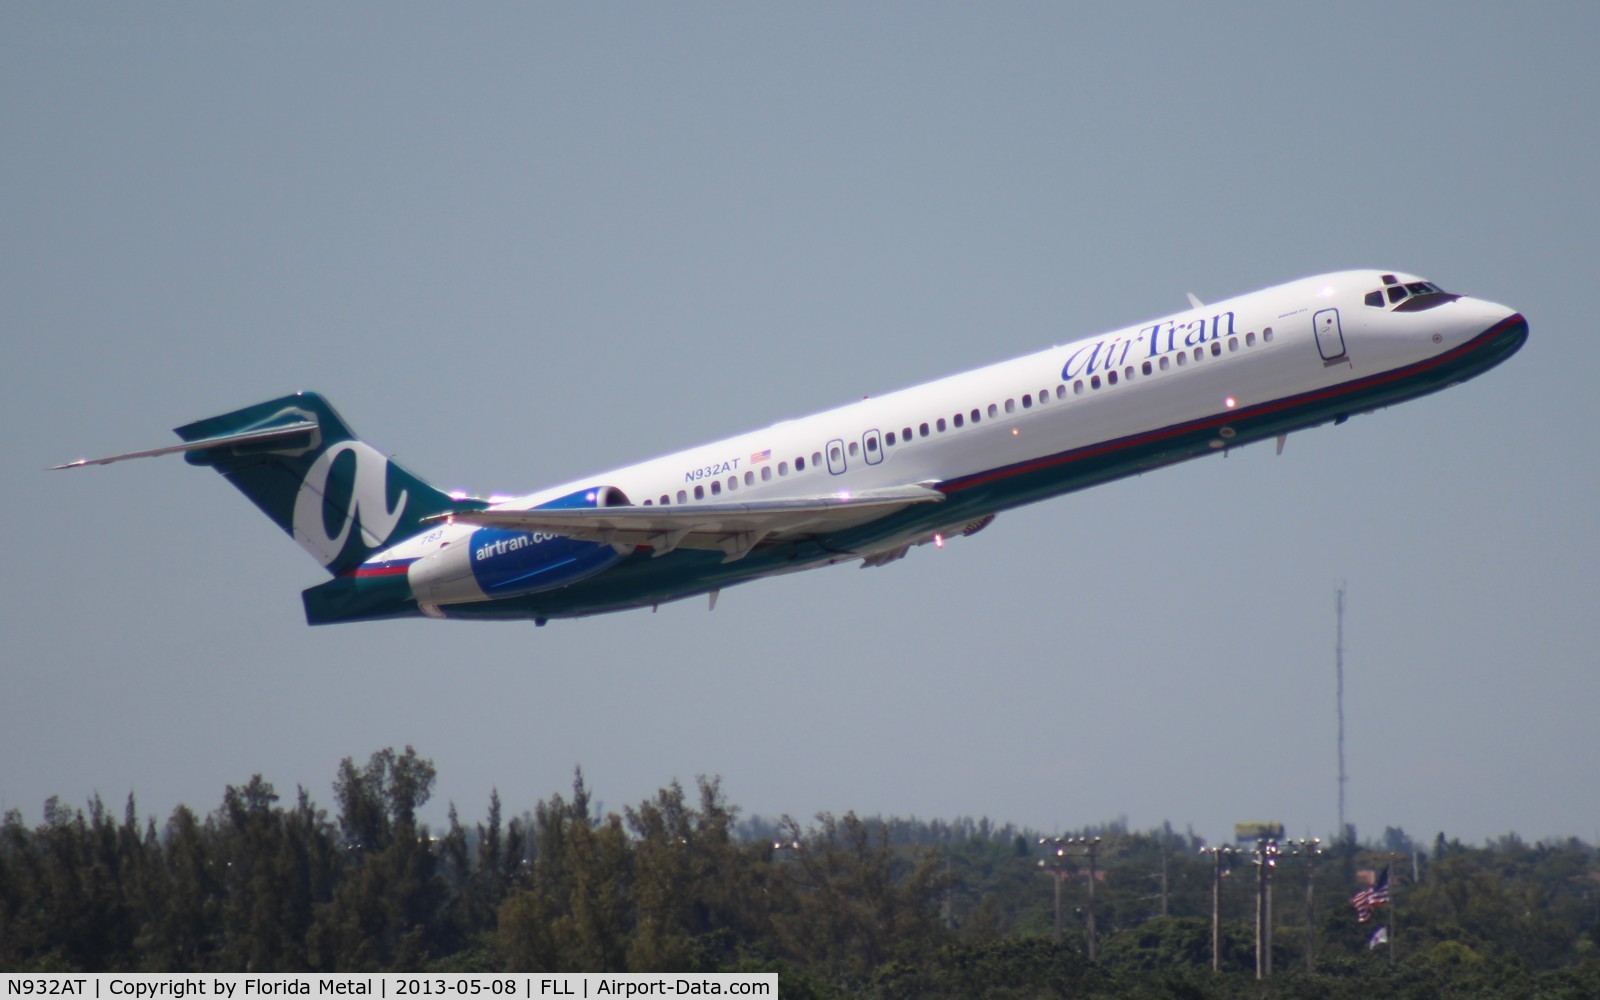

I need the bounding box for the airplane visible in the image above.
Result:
[55,270,1526,626]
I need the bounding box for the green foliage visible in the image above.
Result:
[2,747,1597,1000]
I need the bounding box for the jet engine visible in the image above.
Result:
[408,486,634,607]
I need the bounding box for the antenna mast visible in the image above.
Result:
[1336,585,1347,840]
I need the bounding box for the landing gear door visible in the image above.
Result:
[1314,308,1347,362]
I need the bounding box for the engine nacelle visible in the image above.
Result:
[408,486,633,607]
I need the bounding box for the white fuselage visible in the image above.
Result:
[382,269,1522,610]
[531,273,1510,504]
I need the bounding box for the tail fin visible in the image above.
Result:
[177,392,475,576]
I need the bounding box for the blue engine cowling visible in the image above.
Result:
[407,487,633,607]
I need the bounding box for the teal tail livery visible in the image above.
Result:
[54,270,1528,627]
[175,393,476,574]
[57,392,485,624]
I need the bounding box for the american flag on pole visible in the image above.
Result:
[1350,866,1391,923]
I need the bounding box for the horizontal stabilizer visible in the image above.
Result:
[433,484,945,562]
[51,420,319,470]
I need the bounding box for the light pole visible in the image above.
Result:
[1283,838,1323,972]
[1253,839,1279,979]
[1198,846,1236,971]
[1037,846,1069,945]
[1039,836,1102,959]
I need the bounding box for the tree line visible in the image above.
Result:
[2,747,1598,998]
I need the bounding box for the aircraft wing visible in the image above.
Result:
[431,484,945,563]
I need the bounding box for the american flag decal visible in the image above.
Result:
[750,449,771,463]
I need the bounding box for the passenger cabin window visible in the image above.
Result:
[886,431,897,446]
[796,456,807,471]
[953,413,964,428]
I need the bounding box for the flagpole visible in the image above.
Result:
[1389,852,1398,965]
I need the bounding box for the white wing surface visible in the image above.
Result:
[432,484,945,563]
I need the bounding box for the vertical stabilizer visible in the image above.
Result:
[177,393,478,576]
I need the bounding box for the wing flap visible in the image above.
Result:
[431,484,945,562]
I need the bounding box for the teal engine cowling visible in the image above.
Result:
[407,487,633,608]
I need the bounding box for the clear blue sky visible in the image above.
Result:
[4,2,1596,847]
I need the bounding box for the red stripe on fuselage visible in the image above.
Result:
[344,562,415,578]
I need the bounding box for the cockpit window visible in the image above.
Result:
[1364,278,1460,312]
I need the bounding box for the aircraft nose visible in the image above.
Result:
[1454,296,1528,367]
[1448,294,1525,341]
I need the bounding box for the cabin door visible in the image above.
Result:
[1313,308,1347,362]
